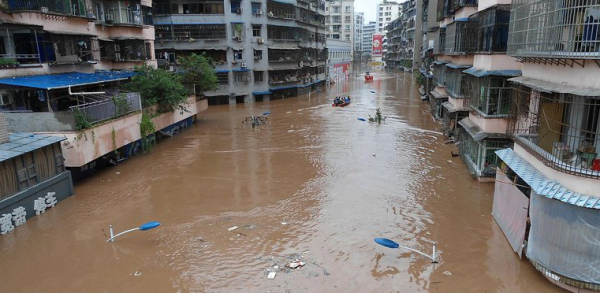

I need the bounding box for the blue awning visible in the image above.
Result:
[496,148,600,209]
[446,63,472,69]
[232,68,250,72]
[463,67,521,77]
[268,0,294,5]
[0,133,65,163]
[419,67,433,78]
[253,91,271,95]
[0,71,135,90]
[270,85,297,91]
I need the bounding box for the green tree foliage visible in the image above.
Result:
[124,63,189,113]
[178,53,219,93]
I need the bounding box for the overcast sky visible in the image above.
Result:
[354,0,378,24]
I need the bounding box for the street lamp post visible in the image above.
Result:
[107,221,161,242]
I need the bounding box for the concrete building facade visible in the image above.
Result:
[362,21,377,58]
[376,0,401,34]
[383,0,423,70]
[154,0,328,104]
[354,12,364,59]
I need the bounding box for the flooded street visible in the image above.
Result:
[0,70,563,293]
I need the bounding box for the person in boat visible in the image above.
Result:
[365,72,370,76]
[334,97,341,105]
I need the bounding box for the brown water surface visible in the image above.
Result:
[0,70,564,293]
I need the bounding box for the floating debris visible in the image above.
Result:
[228,226,238,231]
[281,222,288,225]
[372,153,376,157]
[134,271,142,277]
[286,259,306,269]
[267,271,277,279]
[357,118,366,121]
[443,271,452,276]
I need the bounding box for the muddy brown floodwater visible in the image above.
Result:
[0,70,565,293]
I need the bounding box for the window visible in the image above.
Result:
[344,6,351,12]
[345,34,350,40]
[379,18,382,21]
[216,72,229,85]
[344,16,350,22]
[386,6,390,10]
[379,12,383,16]
[251,2,261,14]
[231,1,241,13]
[234,71,248,82]
[379,6,383,10]
[254,49,262,60]
[386,17,390,21]
[345,25,350,31]
[254,71,264,82]
[332,16,341,23]
[233,50,243,60]
[332,6,339,13]
[252,25,261,37]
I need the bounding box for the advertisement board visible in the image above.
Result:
[372,34,383,58]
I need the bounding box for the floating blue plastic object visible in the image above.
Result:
[262,111,270,115]
[370,90,376,93]
[357,118,366,121]
[374,238,400,249]
[139,221,161,231]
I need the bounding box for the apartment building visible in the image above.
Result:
[354,12,364,59]
[376,0,401,34]
[155,0,328,104]
[362,21,377,58]
[383,0,422,70]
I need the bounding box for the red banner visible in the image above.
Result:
[372,34,383,57]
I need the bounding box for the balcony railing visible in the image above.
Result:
[509,85,600,178]
[464,75,512,116]
[445,19,478,55]
[476,5,510,53]
[70,92,142,127]
[508,0,600,59]
[8,0,87,16]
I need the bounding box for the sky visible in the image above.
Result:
[354,0,379,24]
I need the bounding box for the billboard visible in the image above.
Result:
[372,34,383,58]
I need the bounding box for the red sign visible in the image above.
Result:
[372,34,383,57]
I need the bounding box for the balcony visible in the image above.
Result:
[267,0,296,20]
[434,28,446,55]
[268,49,298,63]
[155,24,227,41]
[268,69,299,85]
[508,0,600,59]
[444,19,478,55]
[509,83,600,178]
[463,75,512,117]
[476,5,510,53]
[7,0,89,17]
[99,39,149,62]
[94,1,153,27]
[267,25,300,43]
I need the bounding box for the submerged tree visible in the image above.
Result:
[124,63,189,113]
[178,53,219,94]
[368,108,385,123]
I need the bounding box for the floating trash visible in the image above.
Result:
[267,271,277,279]
[228,226,238,231]
[286,259,306,269]
[357,118,366,121]
[134,271,142,277]
[443,271,452,276]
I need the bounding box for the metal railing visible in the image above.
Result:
[509,85,600,178]
[464,75,512,116]
[445,19,478,55]
[70,92,142,126]
[508,0,600,59]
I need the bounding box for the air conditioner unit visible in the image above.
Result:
[254,56,261,60]
[298,61,304,67]
[241,63,247,68]
[257,38,264,44]
[40,6,48,13]
[235,8,242,14]
[105,14,114,24]
[257,10,263,15]
[0,94,10,106]
[235,36,243,42]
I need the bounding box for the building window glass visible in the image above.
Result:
[251,2,261,14]
[233,50,243,60]
[252,25,261,37]
[216,72,229,85]
[254,71,264,82]
[230,1,241,13]
[234,71,248,82]
[253,49,262,60]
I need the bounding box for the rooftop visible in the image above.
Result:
[0,71,135,90]
[0,133,65,163]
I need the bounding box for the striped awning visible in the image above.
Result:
[496,148,600,209]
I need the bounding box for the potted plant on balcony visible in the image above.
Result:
[0,58,19,68]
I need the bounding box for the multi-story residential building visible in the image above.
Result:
[417,0,439,101]
[325,0,355,55]
[383,0,422,71]
[354,12,364,60]
[376,0,401,34]
[327,39,352,82]
[0,0,209,180]
[155,0,328,104]
[491,2,600,292]
[362,21,377,58]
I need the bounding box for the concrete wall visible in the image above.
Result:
[521,60,600,90]
[4,112,76,132]
[473,55,521,71]
[469,112,509,134]
[42,96,204,168]
[448,96,468,108]
[0,171,74,221]
[450,55,474,66]
[479,0,512,11]
[0,113,8,144]
[514,144,600,197]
